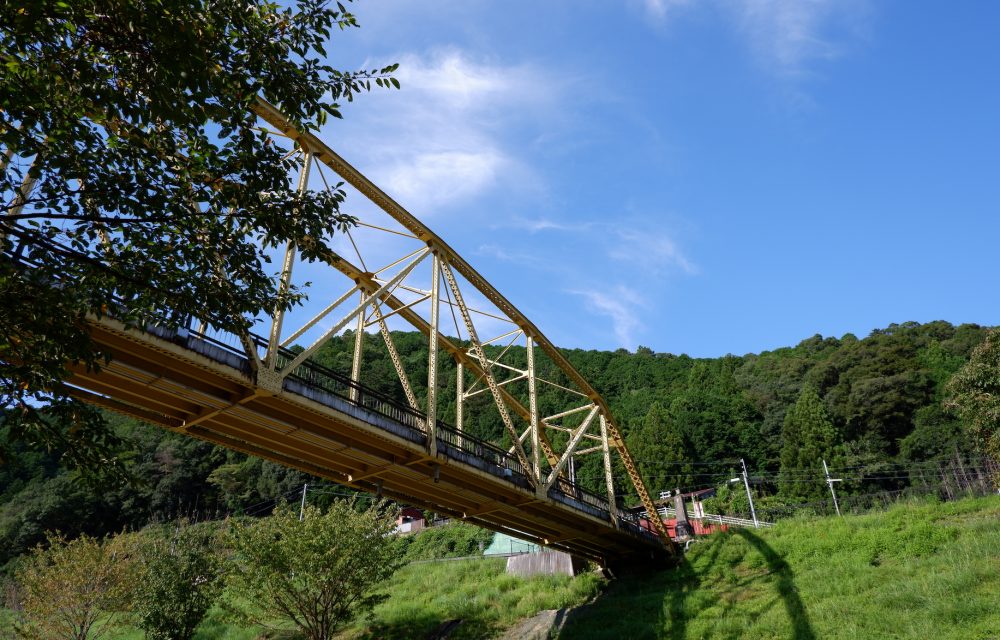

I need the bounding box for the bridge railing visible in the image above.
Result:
[269,340,430,437]
[183,324,542,497]
[435,421,529,481]
[617,510,663,544]
[548,478,611,515]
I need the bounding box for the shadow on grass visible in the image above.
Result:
[358,611,502,640]
[732,529,815,640]
[555,543,719,640]
[556,530,816,640]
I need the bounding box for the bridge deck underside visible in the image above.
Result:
[69,320,665,565]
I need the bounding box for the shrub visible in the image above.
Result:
[225,500,403,640]
[125,522,225,640]
[8,532,133,640]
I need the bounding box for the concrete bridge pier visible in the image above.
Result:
[506,550,588,577]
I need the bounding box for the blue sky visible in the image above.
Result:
[307,0,999,358]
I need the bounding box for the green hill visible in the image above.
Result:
[346,496,1000,639]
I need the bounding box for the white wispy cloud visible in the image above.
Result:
[381,150,506,211]
[631,0,869,77]
[731,0,868,76]
[570,285,647,348]
[638,0,693,21]
[335,49,569,215]
[497,216,584,233]
[476,243,518,262]
[609,227,698,275]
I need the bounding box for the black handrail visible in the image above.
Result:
[191,328,533,484]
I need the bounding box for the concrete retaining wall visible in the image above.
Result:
[506,551,582,578]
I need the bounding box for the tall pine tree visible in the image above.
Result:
[779,385,839,500]
[629,403,694,496]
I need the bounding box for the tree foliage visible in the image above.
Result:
[628,402,693,493]
[224,501,403,640]
[947,329,1000,463]
[8,532,133,640]
[0,0,396,477]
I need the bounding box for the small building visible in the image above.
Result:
[484,532,540,556]
[395,507,426,535]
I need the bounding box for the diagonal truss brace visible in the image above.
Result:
[440,259,533,478]
[272,248,429,378]
[543,405,599,492]
[367,295,420,412]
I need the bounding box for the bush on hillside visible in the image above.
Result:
[397,521,495,561]
[7,532,134,640]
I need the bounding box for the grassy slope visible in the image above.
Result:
[98,558,600,640]
[559,496,1000,639]
[348,558,602,639]
[13,497,997,639]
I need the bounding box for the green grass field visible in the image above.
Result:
[558,495,1000,639]
[7,496,998,639]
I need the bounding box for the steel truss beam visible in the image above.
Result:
[152,98,676,548]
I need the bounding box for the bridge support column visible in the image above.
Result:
[350,292,367,402]
[506,551,585,578]
[674,493,693,539]
[426,253,441,457]
[600,415,620,528]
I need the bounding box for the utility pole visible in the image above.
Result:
[741,459,759,529]
[299,483,308,521]
[822,459,842,517]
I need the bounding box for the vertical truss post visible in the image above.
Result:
[265,150,312,370]
[426,253,441,456]
[600,415,619,526]
[350,291,367,402]
[527,335,541,484]
[456,362,464,448]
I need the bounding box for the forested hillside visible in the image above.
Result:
[0,320,992,572]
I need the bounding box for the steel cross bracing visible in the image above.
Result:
[14,97,675,562]
[248,98,671,546]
